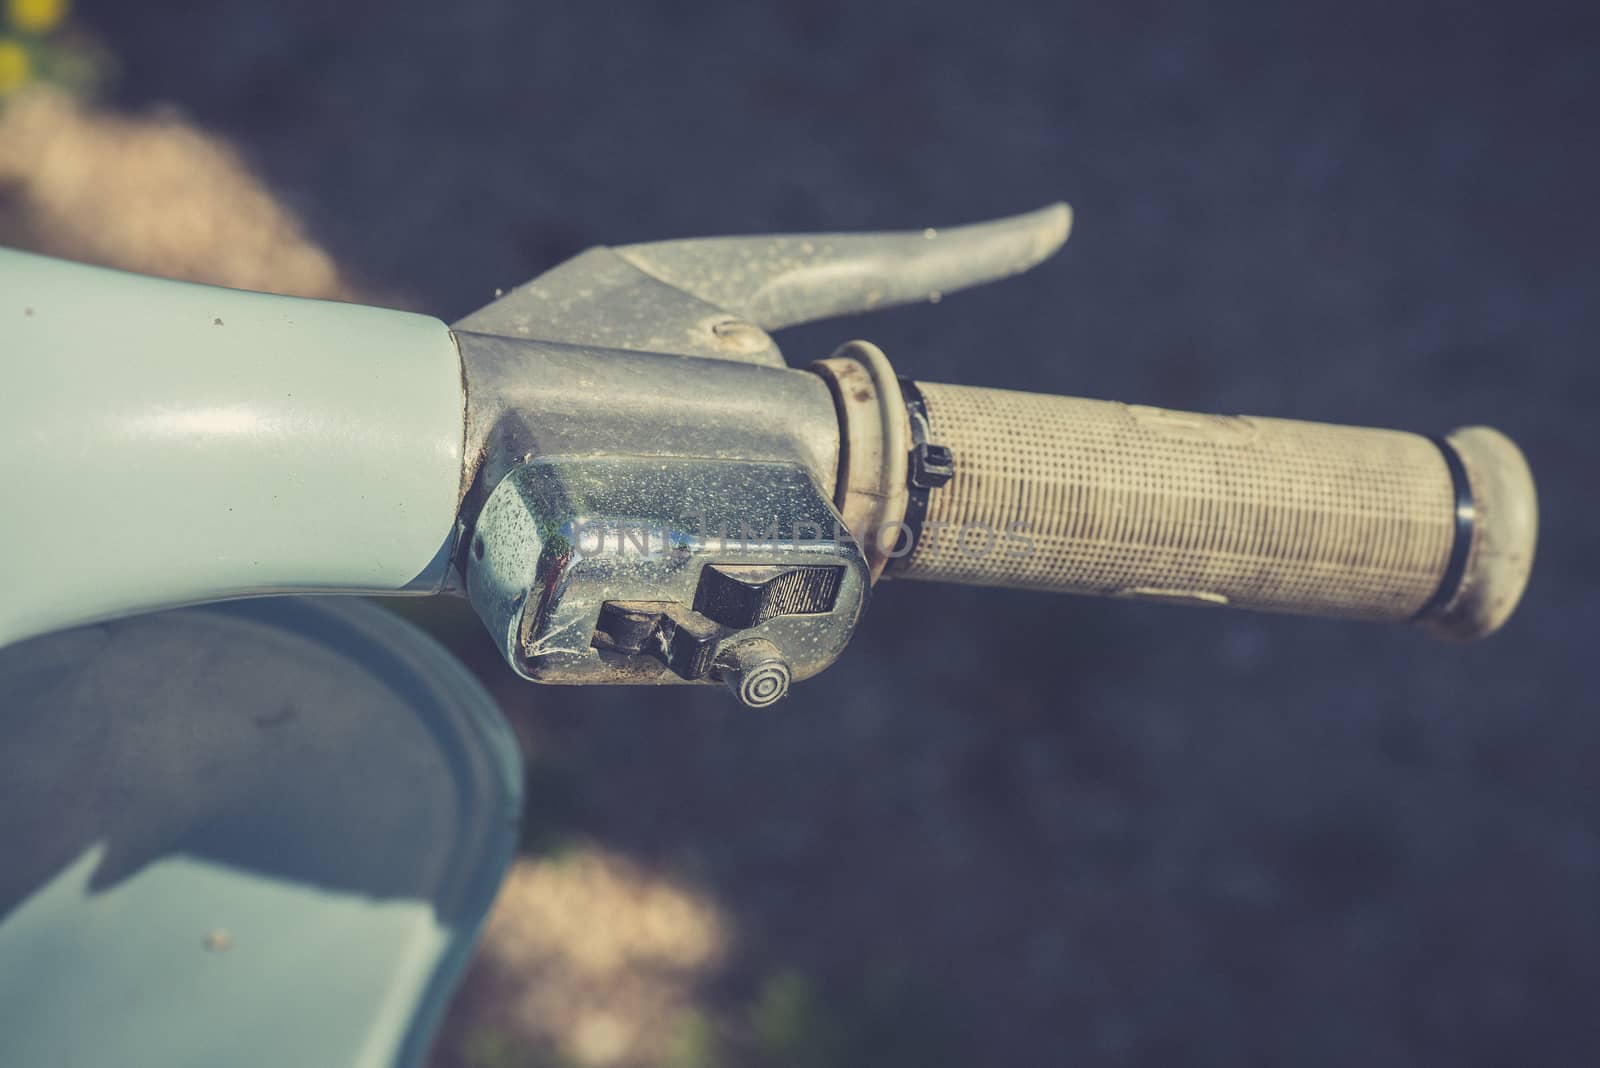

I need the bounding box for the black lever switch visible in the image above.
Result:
[692,564,845,629]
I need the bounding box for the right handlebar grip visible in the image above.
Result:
[892,382,1536,639]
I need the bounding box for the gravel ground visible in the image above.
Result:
[33,1,1600,1065]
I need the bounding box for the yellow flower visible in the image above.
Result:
[0,37,31,95]
[7,0,67,36]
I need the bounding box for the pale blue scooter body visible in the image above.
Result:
[0,598,523,1067]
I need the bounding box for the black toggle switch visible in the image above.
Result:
[593,600,723,680]
[692,564,845,629]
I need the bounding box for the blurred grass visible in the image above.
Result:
[749,967,968,1068]
[464,1026,576,1068]
[663,1011,719,1068]
[752,971,846,1068]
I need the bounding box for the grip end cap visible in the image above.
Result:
[1421,426,1538,641]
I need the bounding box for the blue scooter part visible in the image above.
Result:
[0,597,523,1068]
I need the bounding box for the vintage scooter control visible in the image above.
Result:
[0,205,1534,705]
[589,565,844,705]
[462,455,869,705]
[452,207,1078,704]
[447,204,1536,705]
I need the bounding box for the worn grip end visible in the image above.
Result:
[1421,426,1537,641]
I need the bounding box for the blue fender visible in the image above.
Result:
[0,597,523,1068]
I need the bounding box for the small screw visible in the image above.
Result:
[711,318,768,354]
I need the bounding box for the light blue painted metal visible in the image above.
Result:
[0,249,466,648]
[3,847,455,1066]
[0,597,524,1068]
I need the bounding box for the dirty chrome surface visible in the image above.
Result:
[464,457,868,704]
[449,206,1074,699]
[454,332,842,510]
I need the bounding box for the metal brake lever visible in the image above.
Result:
[452,203,1072,366]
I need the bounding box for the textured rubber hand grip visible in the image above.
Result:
[894,382,1535,637]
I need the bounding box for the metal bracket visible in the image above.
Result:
[464,456,870,705]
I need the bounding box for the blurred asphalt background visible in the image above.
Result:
[7,1,1599,1065]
